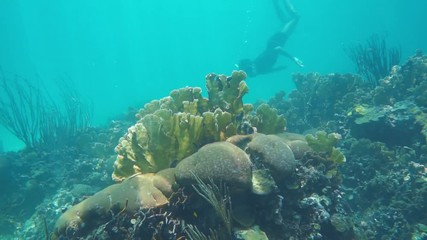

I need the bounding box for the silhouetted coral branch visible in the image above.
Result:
[191,173,232,239]
[0,70,92,150]
[185,224,219,240]
[0,70,43,147]
[346,34,401,87]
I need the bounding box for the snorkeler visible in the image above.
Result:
[239,0,304,77]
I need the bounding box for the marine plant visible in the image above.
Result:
[346,34,401,87]
[185,224,220,240]
[190,174,232,239]
[0,70,92,150]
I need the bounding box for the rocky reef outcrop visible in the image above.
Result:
[51,72,351,240]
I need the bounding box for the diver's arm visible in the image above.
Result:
[276,47,304,67]
[292,56,304,67]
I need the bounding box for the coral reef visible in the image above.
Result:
[268,51,427,239]
[0,121,126,239]
[48,71,355,240]
[279,72,370,133]
[52,172,174,239]
[281,52,427,146]
[175,141,252,191]
[349,100,424,146]
[8,51,427,240]
[112,71,284,181]
[341,137,427,239]
[372,49,427,106]
[52,131,351,239]
[113,72,251,180]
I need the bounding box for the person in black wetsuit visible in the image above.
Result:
[239,0,304,77]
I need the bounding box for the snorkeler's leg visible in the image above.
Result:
[280,0,300,35]
[273,0,286,23]
[283,0,298,17]
[280,13,299,35]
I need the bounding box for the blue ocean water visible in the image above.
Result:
[0,0,426,148]
[1,1,427,239]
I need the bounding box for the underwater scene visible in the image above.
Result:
[1,0,427,239]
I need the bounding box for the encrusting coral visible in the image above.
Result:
[52,171,176,239]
